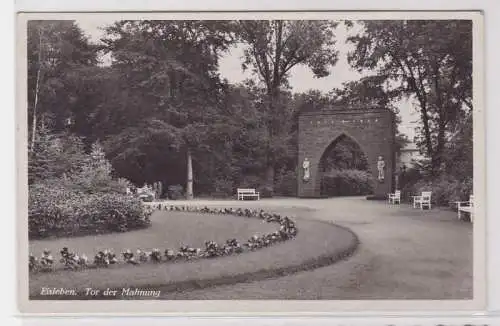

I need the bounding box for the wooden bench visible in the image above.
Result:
[412,191,432,210]
[237,188,260,200]
[387,190,401,204]
[456,195,474,222]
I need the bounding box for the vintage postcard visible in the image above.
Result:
[16,11,485,314]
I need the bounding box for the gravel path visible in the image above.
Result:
[163,197,472,300]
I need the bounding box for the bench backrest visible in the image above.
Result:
[421,191,432,200]
[237,188,257,194]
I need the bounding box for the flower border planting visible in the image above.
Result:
[29,218,359,300]
[29,204,298,273]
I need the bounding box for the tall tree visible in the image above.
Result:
[330,75,398,109]
[347,20,472,173]
[27,20,99,149]
[236,20,339,189]
[330,76,409,152]
[99,20,235,197]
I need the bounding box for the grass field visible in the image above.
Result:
[29,210,278,258]
[29,209,357,299]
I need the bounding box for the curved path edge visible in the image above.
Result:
[156,223,360,299]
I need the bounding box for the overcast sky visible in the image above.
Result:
[76,19,419,139]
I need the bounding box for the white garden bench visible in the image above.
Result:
[237,188,260,200]
[456,195,474,222]
[387,190,401,204]
[412,191,432,210]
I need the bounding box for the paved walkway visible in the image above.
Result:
[160,197,472,300]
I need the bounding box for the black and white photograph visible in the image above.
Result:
[17,11,485,313]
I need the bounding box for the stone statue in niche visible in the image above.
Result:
[377,156,385,182]
[302,157,310,182]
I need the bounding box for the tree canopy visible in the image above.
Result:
[26,19,473,199]
[347,20,472,173]
[236,20,340,188]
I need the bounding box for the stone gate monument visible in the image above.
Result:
[298,108,396,198]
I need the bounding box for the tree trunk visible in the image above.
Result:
[397,58,434,162]
[186,148,193,200]
[265,82,282,191]
[30,26,44,152]
[432,61,446,173]
[265,164,275,189]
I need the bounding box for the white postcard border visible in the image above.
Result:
[16,10,486,315]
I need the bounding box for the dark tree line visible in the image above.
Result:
[27,19,472,198]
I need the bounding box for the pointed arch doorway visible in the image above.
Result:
[317,133,370,197]
[298,108,396,198]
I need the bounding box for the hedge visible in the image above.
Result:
[167,184,184,200]
[29,183,152,239]
[402,175,473,207]
[321,169,374,197]
[275,170,298,197]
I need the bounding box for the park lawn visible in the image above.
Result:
[29,215,357,299]
[29,210,278,258]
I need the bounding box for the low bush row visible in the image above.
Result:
[29,184,152,239]
[321,169,374,197]
[402,174,473,207]
[29,206,298,273]
[202,168,373,199]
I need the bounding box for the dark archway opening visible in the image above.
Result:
[318,134,374,197]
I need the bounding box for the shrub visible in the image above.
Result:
[321,169,374,197]
[402,174,472,207]
[275,170,297,197]
[63,165,120,194]
[29,183,151,239]
[116,178,133,194]
[240,175,264,189]
[211,178,234,198]
[400,166,423,190]
[257,185,274,198]
[167,184,184,200]
[53,141,131,195]
[29,183,82,238]
[83,193,151,231]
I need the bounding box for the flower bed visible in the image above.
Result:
[29,205,298,273]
